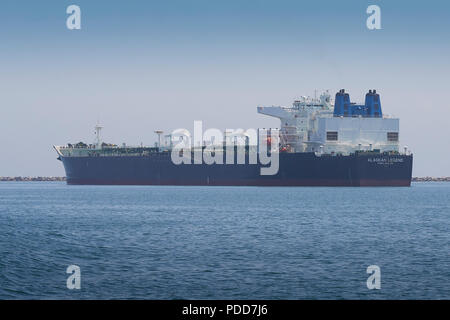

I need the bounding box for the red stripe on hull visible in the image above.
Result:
[67,179,412,187]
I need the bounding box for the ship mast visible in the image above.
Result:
[95,124,103,149]
[155,130,163,149]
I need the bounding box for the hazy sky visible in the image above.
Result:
[0,0,449,176]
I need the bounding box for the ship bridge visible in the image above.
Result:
[257,91,333,152]
[258,89,400,155]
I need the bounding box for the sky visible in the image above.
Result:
[0,0,449,177]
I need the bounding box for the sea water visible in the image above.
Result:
[0,182,449,299]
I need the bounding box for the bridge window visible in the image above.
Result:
[326,131,338,141]
[387,132,399,141]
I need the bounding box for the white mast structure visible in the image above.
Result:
[155,130,163,149]
[94,124,103,149]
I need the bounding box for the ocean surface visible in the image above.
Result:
[0,182,449,299]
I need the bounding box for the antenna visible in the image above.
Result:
[94,123,103,148]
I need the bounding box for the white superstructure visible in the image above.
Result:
[258,90,400,155]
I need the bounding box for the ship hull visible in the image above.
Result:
[60,152,413,187]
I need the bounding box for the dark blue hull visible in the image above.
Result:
[60,152,413,186]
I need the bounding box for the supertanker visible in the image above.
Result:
[54,90,413,186]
